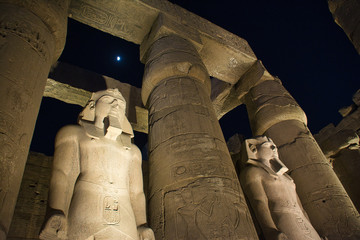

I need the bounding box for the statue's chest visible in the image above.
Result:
[263,175,297,201]
[78,138,132,183]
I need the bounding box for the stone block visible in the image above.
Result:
[7,152,52,240]
[352,89,360,106]
[69,0,257,84]
[336,108,360,132]
[317,129,359,157]
[328,0,360,54]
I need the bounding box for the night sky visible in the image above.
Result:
[30,0,360,155]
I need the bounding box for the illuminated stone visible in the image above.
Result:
[0,1,69,238]
[39,89,154,240]
[240,136,321,240]
[141,16,258,239]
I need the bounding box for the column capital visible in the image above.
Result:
[140,13,203,63]
[140,18,210,106]
[0,0,70,62]
[245,79,307,135]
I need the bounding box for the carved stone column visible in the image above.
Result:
[244,79,360,239]
[0,1,69,238]
[141,21,258,239]
[332,148,360,212]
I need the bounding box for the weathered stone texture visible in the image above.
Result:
[0,0,70,61]
[241,136,322,240]
[69,0,257,84]
[265,120,360,239]
[142,33,258,239]
[0,2,68,238]
[226,133,245,167]
[328,0,360,54]
[7,152,52,240]
[211,60,273,120]
[332,148,360,212]
[353,89,360,106]
[315,89,360,212]
[44,78,93,107]
[317,129,359,158]
[245,80,307,136]
[244,79,360,239]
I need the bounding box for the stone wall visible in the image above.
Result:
[314,89,360,211]
[7,152,53,240]
[328,0,360,54]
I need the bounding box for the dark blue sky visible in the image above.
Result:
[31,0,360,155]
[169,0,360,138]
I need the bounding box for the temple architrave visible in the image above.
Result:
[1,0,360,240]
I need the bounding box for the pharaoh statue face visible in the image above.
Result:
[255,140,279,161]
[95,95,126,126]
[79,89,127,128]
[244,136,288,175]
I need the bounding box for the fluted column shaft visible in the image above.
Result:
[142,35,258,240]
[0,2,69,239]
[244,79,360,240]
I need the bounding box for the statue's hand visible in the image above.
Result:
[138,226,155,240]
[39,212,68,240]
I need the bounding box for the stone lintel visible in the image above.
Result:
[140,13,203,62]
[46,62,256,133]
[44,78,92,107]
[46,62,148,133]
[211,60,275,120]
[69,0,257,84]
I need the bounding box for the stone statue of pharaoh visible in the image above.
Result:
[40,89,155,240]
[240,136,321,240]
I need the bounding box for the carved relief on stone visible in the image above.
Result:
[0,7,54,60]
[240,136,321,240]
[40,89,154,240]
[163,178,256,240]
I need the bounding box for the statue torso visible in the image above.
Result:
[246,166,321,240]
[67,127,139,240]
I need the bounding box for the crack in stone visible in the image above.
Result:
[254,102,300,116]
[288,162,330,175]
[276,129,311,150]
[254,94,296,105]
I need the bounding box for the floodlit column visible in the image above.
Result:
[244,79,360,240]
[332,148,360,212]
[0,1,69,239]
[141,34,258,239]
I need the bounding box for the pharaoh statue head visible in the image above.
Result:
[242,136,288,175]
[78,88,134,142]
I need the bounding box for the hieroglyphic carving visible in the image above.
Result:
[74,2,134,40]
[69,0,257,83]
[141,0,255,56]
[0,19,48,59]
[170,159,238,186]
[163,178,256,239]
[0,112,18,143]
[0,133,16,200]
[0,0,71,60]
[103,196,120,224]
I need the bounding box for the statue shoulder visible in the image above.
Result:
[55,125,84,144]
[240,166,265,183]
[130,143,142,161]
